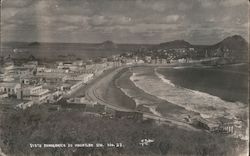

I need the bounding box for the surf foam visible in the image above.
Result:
[130,68,246,121]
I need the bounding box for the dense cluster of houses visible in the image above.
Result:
[0,59,117,108]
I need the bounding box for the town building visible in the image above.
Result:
[63,73,93,83]
[161,59,167,64]
[17,85,50,103]
[144,56,152,63]
[23,61,38,68]
[211,123,235,134]
[115,111,143,121]
[36,72,66,83]
[192,118,219,131]
[4,66,34,77]
[0,82,21,96]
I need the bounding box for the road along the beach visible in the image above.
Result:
[85,65,200,131]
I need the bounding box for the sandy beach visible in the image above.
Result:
[85,66,136,110]
[84,65,200,122]
[125,65,248,138]
[83,64,248,135]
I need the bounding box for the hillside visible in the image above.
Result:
[211,35,248,50]
[0,104,247,156]
[98,40,118,49]
[149,35,248,62]
[158,40,192,49]
[208,35,248,61]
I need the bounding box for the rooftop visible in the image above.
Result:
[32,89,49,96]
[36,72,66,78]
[0,82,20,88]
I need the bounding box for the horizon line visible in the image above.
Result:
[2,34,247,46]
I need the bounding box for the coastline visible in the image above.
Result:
[84,64,248,121]
[115,66,200,120]
[124,65,248,138]
[82,64,248,138]
[85,66,137,110]
[84,65,202,131]
[125,66,247,137]
[156,64,248,104]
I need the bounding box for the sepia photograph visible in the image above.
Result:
[0,0,249,155]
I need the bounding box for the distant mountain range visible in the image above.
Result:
[151,35,248,61]
[27,40,118,49]
[2,35,248,62]
[154,35,248,50]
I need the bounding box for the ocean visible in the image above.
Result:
[1,42,150,61]
[156,64,248,104]
[115,65,248,132]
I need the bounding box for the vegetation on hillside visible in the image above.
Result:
[0,105,247,156]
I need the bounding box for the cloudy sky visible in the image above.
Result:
[1,0,249,44]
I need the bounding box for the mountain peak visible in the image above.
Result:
[216,35,247,50]
[100,40,117,49]
[158,39,191,49]
[231,34,246,40]
[161,39,189,44]
[28,42,40,46]
[208,34,248,62]
[101,40,115,44]
[222,35,247,44]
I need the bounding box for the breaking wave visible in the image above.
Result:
[118,81,162,116]
[130,68,246,121]
[154,68,175,87]
[155,69,222,102]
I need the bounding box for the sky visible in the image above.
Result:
[1,0,249,44]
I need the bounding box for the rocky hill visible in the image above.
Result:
[208,35,248,61]
[157,40,192,49]
[99,40,117,49]
[150,35,248,62]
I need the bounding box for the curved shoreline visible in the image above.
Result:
[115,66,202,120]
[115,68,163,115]
[130,66,247,125]
[156,65,248,104]
[85,66,200,131]
[83,64,248,136]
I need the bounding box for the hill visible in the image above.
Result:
[28,42,41,47]
[149,35,248,62]
[1,104,247,156]
[211,35,248,50]
[208,35,248,61]
[158,40,192,49]
[98,40,117,49]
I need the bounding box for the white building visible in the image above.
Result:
[79,73,94,83]
[144,56,152,63]
[62,73,93,83]
[73,60,84,66]
[23,61,38,68]
[137,60,145,64]
[0,82,21,96]
[17,85,50,103]
[22,85,44,96]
